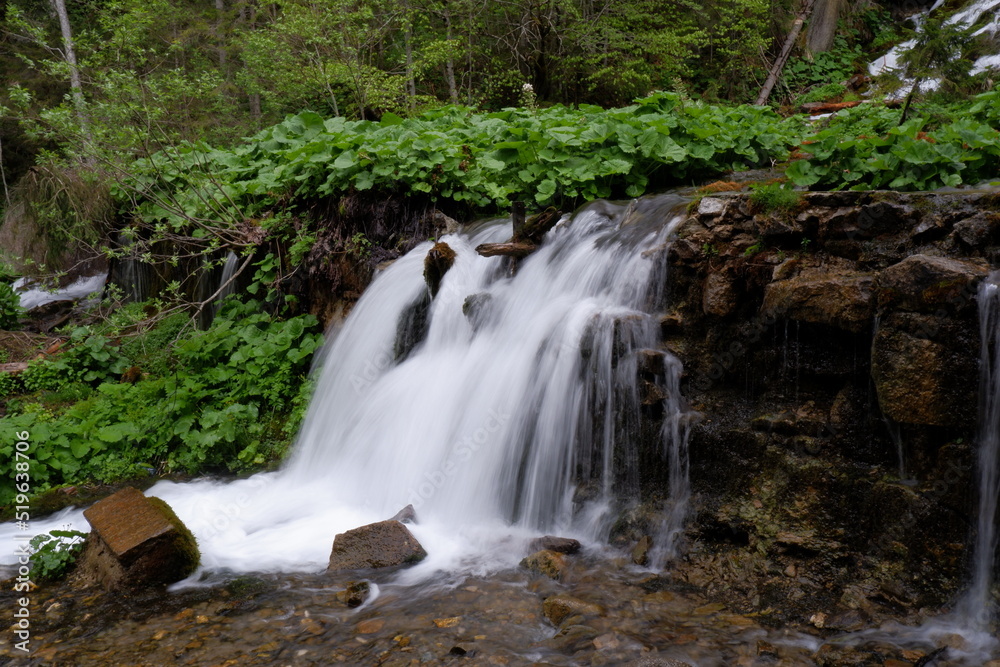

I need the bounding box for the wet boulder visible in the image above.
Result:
[423,241,456,296]
[328,519,427,571]
[876,254,987,314]
[762,270,874,333]
[702,272,738,317]
[77,487,199,590]
[528,535,581,554]
[520,549,566,579]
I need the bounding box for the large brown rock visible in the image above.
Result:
[328,520,427,571]
[876,254,987,314]
[78,487,199,590]
[702,272,737,317]
[871,314,976,427]
[762,270,874,332]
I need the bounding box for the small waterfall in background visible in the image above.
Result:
[0,195,695,577]
[13,273,107,311]
[113,232,151,303]
[214,251,240,315]
[961,271,1000,628]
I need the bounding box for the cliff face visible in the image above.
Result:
[646,190,999,626]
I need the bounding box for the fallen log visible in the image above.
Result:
[476,242,536,258]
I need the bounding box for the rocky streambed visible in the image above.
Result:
[3,543,988,666]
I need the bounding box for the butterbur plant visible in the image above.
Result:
[29,529,88,581]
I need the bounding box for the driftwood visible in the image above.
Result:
[801,101,862,114]
[476,242,536,258]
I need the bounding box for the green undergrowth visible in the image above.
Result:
[127,91,807,225]
[123,87,1000,242]
[0,300,322,507]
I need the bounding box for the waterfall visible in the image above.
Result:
[215,251,239,311]
[962,271,1000,627]
[113,233,151,303]
[1,196,694,577]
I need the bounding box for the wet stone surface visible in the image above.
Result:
[2,550,991,666]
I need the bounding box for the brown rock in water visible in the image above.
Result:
[632,535,653,566]
[475,242,536,258]
[762,271,874,333]
[520,549,566,579]
[528,535,581,554]
[513,206,561,244]
[78,487,199,590]
[328,520,427,571]
[423,241,456,296]
[390,504,417,524]
[542,594,605,626]
[877,254,987,314]
[337,580,371,607]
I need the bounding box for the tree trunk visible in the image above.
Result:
[215,0,227,70]
[754,0,818,106]
[444,9,458,104]
[404,13,416,110]
[50,0,93,151]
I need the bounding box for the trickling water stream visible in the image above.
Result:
[962,271,1000,626]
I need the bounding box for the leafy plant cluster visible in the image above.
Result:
[786,91,1000,191]
[0,282,23,330]
[0,302,322,505]
[129,92,806,226]
[29,529,88,581]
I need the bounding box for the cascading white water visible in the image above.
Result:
[214,251,240,313]
[13,274,107,311]
[961,271,1000,626]
[1,196,694,579]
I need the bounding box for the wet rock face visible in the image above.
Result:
[876,254,987,314]
[762,270,874,333]
[328,520,427,571]
[656,190,994,623]
[78,487,199,590]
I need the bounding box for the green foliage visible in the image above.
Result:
[22,328,128,393]
[795,83,848,106]
[748,181,801,212]
[128,93,805,224]
[0,282,24,329]
[786,93,1000,191]
[0,306,322,504]
[29,529,88,581]
[784,35,862,92]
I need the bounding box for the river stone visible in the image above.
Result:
[761,270,874,332]
[78,487,199,590]
[328,519,427,571]
[424,241,456,296]
[542,594,604,626]
[528,535,581,554]
[520,549,566,579]
[876,254,987,314]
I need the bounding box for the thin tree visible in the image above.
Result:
[49,0,93,152]
[755,0,817,106]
